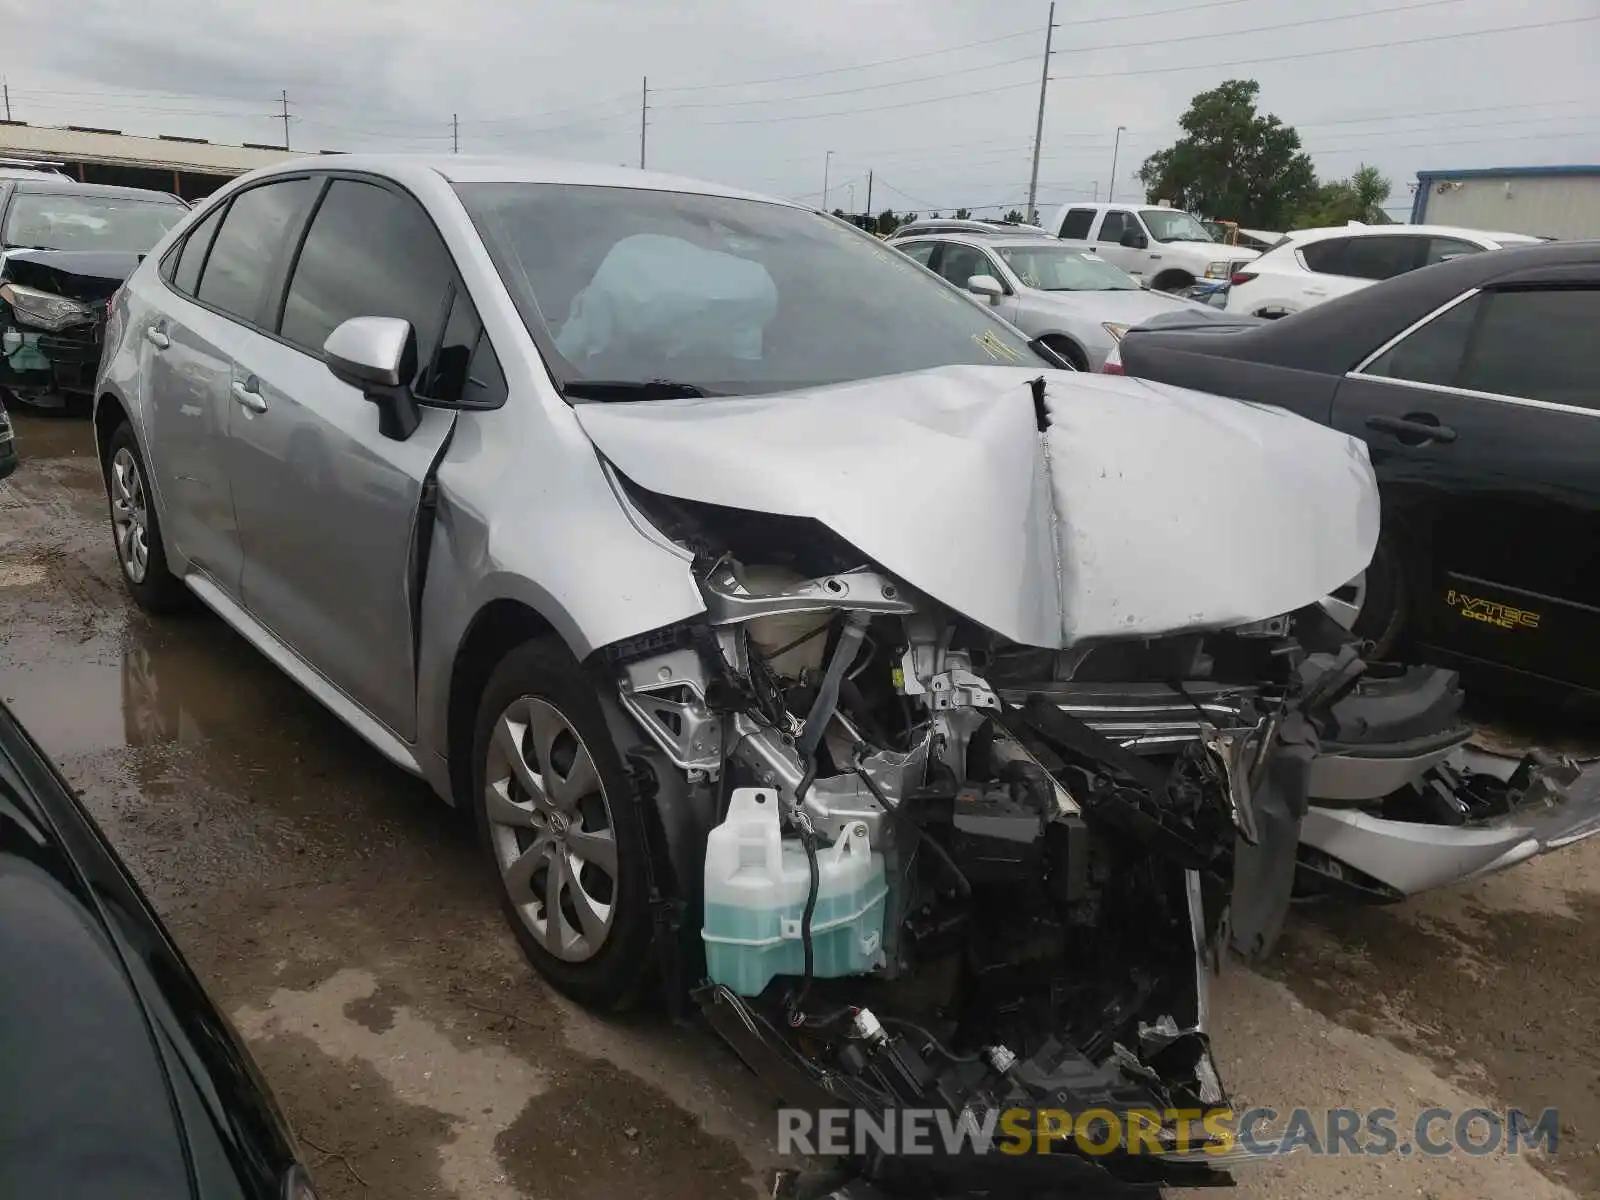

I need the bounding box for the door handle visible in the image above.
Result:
[230,379,268,414]
[1366,413,1457,445]
[144,326,170,350]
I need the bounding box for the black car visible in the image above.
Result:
[0,698,317,1199]
[0,179,189,410]
[1110,239,1600,697]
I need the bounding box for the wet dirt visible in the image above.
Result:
[2,410,1597,1200]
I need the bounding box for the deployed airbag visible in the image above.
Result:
[556,234,779,364]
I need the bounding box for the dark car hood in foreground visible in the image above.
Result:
[0,702,298,1200]
[0,248,143,302]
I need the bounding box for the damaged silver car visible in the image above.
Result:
[95,157,1600,1197]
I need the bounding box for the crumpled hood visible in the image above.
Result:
[576,365,1378,649]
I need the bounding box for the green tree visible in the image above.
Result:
[954,207,973,219]
[832,207,847,219]
[1137,80,1316,228]
[875,209,900,234]
[1295,164,1394,227]
[1003,209,1027,224]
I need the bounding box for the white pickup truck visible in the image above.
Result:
[1047,201,1261,293]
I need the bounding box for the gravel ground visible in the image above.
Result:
[2,410,1596,1200]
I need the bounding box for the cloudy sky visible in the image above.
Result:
[2,0,1596,220]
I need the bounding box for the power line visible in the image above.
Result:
[651,27,1042,93]
[651,14,1597,130]
[653,52,1041,111]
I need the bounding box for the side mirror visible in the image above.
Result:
[966,274,1005,303]
[1120,229,1148,250]
[324,316,422,441]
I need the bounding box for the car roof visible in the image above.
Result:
[1284,222,1541,246]
[1131,239,1600,374]
[9,179,186,204]
[245,152,793,209]
[892,232,1068,251]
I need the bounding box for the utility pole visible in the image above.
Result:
[639,77,648,169]
[1025,2,1056,225]
[848,182,855,213]
[822,150,833,210]
[1107,126,1126,203]
[280,90,291,150]
[865,169,873,217]
[452,113,459,153]
[2,80,10,123]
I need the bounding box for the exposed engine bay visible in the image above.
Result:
[583,482,1600,1197]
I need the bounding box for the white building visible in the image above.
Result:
[1410,165,1600,240]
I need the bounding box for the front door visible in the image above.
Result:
[1093,209,1144,277]
[224,176,469,740]
[1333,282,1600,688]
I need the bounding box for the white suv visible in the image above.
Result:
[1224,222,1542,318]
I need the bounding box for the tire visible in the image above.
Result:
[1351,531,1410,659]
[471,636,655,1011]
[1040,335,1088,372]
[1152,272,1194,294]
[105,421,189,614]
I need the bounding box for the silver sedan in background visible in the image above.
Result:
[887,232,1222,371]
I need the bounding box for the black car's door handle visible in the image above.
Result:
[1366,413,1458,445]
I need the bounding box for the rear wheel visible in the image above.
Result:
[105,422,188,614]
[471,636,655,1010]
[1328,532,1409,659]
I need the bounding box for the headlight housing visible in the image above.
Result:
[0,282,96,331]
[1102,322,1130,342]
[1203,261,1229,279]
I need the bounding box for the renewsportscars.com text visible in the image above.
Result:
[776,1105,1560,1159]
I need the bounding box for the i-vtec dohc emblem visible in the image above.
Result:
[1446,589,1541,630]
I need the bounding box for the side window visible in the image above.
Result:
[1299,238,1349,275]
[1362,293,1482,386]
[195,178,319,324]
[463,332,508,410]
[169,206,223,297]
[420,288,480,404]
[1097,211,1131,244]
[896,241,936,266]
[279,179,456,388]
[1058,208,1095,239]
[1459,288,1600,408]
[1338,235,1424,282]
[937,244,994,288]
[1424,237,1484,266]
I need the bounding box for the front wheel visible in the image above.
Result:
[471,636,655,1010]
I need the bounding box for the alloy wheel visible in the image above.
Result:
[110,447,150,584]
[1320,571,1367,630]
[483,696,620,963]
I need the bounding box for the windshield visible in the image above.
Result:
[455,183,1042,396]
[2,192,186,253]
[1141,209,1214,244]
[994,245,1141,291]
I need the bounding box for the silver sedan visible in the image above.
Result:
[887,233,1219,370]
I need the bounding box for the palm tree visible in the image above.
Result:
[1352,164,1392,224]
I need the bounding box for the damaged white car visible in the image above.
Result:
[95,157,1600,1198]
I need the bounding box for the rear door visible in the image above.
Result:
[142,177,321,594]
[223,175,478,740]
[1333,282,1600,687]
[1300,234,1428,308]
